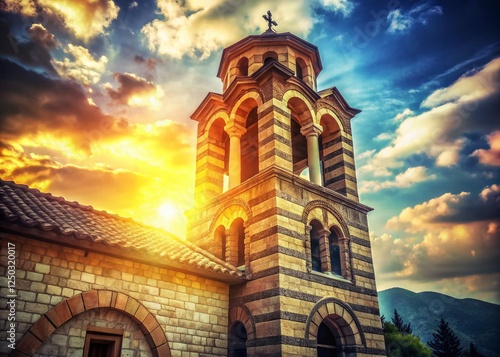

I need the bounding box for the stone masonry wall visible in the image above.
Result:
[0,233,230,357]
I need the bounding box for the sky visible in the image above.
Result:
[0,0,499,304]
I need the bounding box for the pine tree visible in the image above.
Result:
[462,342,484,357]
[391,309,412,335]
[427,318,463,357]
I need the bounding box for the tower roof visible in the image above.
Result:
[217,31,323,80]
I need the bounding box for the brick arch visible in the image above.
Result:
[209,199,252,234]
[302,200,350,239]
[229,90,264,126]
[14,290,170,357]
[282,89,316,126]
[229,303,256,342]
[305,297,365,348]
[316,107,345,136]
[201,109,230,136]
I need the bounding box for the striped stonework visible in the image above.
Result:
[187,30,386,356]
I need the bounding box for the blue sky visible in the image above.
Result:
[1,0,499,303]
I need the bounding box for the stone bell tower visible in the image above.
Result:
[186,14,385,357]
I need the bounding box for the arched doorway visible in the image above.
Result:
[228,321,247,357]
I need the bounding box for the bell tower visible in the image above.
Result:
[187,15,385,357]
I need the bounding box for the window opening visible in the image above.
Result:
[83,327,123,357]
[329,229,342,276]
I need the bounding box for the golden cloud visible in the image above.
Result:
[106,73,165,107]
[39,0,119,42]
[53,44,108,85]
[142,0,318,59]
[472,130,500,166]
[371,186,500,302]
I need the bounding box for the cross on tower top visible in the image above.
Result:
[262,10,278,33]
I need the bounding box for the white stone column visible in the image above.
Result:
[225,123,246,189]
[300,123,323,185]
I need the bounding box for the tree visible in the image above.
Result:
[462,342,484,357]
[428,318,463,357]
[384,321,432,357]
[391,309,412,335]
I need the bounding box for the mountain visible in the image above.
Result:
[378,287,500,357]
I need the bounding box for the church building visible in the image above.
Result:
[0,15,385,357]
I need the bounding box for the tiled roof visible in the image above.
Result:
[0,179,244,279]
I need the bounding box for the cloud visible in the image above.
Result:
[40,0,119,42]
[372,186,500,302]
[387,2,443,34]
[472,131,500,166]
[142,0,352,59]
[2,0,37,16]
[359,57,500,176]
[388,185,500,230]
[52,44,108,85]
[393,108,414,121]
[106,73,164,107]
[0,21,57,73]
[0,58,125,154]
[359,166,435,193]
[319,0,355,16]
[28,24,57,49]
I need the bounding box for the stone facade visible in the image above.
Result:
[0,233,230,356]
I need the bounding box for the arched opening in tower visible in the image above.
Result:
[236,57,248,76]
[241,107,259,183]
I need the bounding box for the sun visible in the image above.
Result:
[153,202,187,238]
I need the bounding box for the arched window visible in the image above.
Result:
[228,321,247,357]
[228,218,245,268]
[263,51,278,65]
[241,107,259,182]
[214,225,226,261]
[236,57,248,76]
[329,228,342,276]
[296,57,308,82]
[309,220,323,272]
[291,117,308,176]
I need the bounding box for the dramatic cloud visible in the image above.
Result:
[359,166,435,193]
[42,0,119,41]
[387,2,443,34]
[28,24,57,49]
[360,57,500,177]
[372,186,500,302]
[106,73,164,107]
[2,0,37,16]
[52,44,108,85]
[472,131,500,166]
[0,59,126,154]
[0,21,56,72]
[142,0,353,59]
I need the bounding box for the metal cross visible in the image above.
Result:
[262,10,278,32]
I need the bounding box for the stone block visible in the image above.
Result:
[82,290,99,310]
[45,301,72,327]
[16,332,42,356]
[67,295,85,316]
[29,315,55,341]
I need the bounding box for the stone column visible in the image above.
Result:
[318,229,331,272]
[300,123,323,185]
[225,123,247,189]
[225,228,238,267]
[339,236,352,280]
